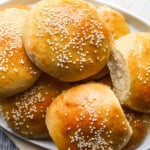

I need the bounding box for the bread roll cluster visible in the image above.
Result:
[0,0,150,149]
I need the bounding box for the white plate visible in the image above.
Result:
[0,0,150,150]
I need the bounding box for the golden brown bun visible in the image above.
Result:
[0,7,41,97]
[108,32,150,112]
[23,0,111,82]
[46,83,132,150]
[123,107,148,150]
[97,6,130,41]
[1,74,70,139]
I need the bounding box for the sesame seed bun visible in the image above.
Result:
[23,0,111,82]
[0,7,41,97]
[108,32,150,112]
[123,107,148,150]
[46,83,132,150]
[1,73,70,139]
[97,6,130,41]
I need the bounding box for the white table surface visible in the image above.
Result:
[1,0,150,150]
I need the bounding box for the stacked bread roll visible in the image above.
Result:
[0,5,41,98]
[0,0,150,150]
[2,73,70,139]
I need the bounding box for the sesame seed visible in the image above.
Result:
[1,76,5,79]
[13,68,18,73]
[19,59,25,64]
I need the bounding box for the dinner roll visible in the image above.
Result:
[123,107,148,150]
[108,32,150,112]
[1,74,70,139]
[0,7,41,97]
[46,83,132,150]
[97,6,130,41]
[23,0,111,82]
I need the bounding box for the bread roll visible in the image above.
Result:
[0,7,41,97]
[108,32,150,112]
[46,83,132,150]
[97,6,130,41]
[1,74,70,139]
[23,0,111,82]
[123,107,148,150]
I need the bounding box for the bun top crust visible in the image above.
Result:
[123,107,148,150]
[1,73,70,139]
[97,6,130,41]
[46,83,132,150]
[127,33,150,112]
[23,0,111,82]
[0,7,41,97]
